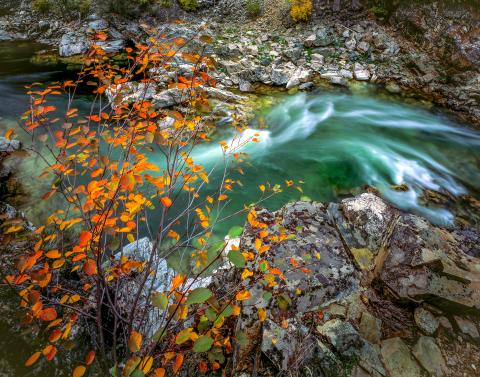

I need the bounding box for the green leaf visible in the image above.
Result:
[131,370,145,377]
[186,288,213,305]
[228,226,243,238]
[228,251,245,268]
[234,330,249,346]
[193,335,214,352]
[207,347,225,364]
[276,294,291,310]
[206,307,217,322]
[176,328,193,344]
[151,292,168,310]
[199,35,214,44]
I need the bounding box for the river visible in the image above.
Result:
[1,40,480,375]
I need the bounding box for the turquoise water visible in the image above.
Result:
[149,92,480,235]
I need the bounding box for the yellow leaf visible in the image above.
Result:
[141,356,153,373]
[258,308,266,322]
[241,269,253,280]
[259,184,265,192]
[128,330,142,353]
[5,225,23,234]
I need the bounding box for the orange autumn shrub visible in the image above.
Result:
[1,27,304,376]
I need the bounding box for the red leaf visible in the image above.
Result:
[82,259,97,276]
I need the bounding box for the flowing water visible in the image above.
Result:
[1,41,480,374]
[181,92,480,232]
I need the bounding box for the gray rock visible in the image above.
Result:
[317,319,363,357]
[283,46,303,61]
[345,38,357,51]
[271,68,290,86]
[359,311,382,344]
[412,336,447,377]
[357,41,370,53]
[316,26,335,47]
[59,32,89,57]
[381,337,422,377]
[354,67,371,81]
[88,19,108,31]
[453,316,480,339]
[286,68,311,89]
[0,137,20,153]
[414,307,439,335]
[96,39,125,54]
[238,79,252,92]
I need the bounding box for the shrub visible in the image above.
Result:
[178,0,199,12]
[289,0,312,22]
[246,0,261,18]
[32,0,51,13]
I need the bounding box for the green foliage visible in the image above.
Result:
[185,288,213,305]
[246,0,261,17]
[193,335,214,352]
[178,0,199,12]
[31,0,92,17]
[32,0,51,13]
[158,0,174,7]
[227,250,245,268]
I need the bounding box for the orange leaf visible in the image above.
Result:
[25,351,41,367]
[235,290,251,301]
[161,196,172,208]
[45,345,57,361]
[73,365,86,377]
[4,128,14,140]
[49,330,62,343]
[172,353,184,374]
[128,330,142,353]
[82,259,97,276]
[79,231,92,247]
[39,307,57,321]
[45,250,62,259]
[154,368,166,377]
[85,351,95,366]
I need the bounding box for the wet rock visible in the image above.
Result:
[414,307,439,335]
[381,337,422,377]
[412,336,447,377]
[59,31,88,56]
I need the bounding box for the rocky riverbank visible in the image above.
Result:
[0,1,479,126]
[227,192,480,377]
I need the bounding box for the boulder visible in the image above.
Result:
[0,137,20,153]
[381,337,422,377]
[412,336,447,377]
[414,307,439,335]
[59,32,88,57]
